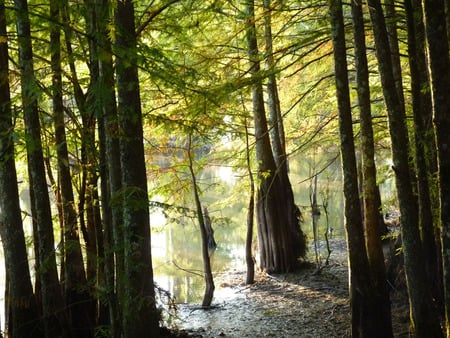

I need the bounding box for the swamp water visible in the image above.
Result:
[149,162,348,332]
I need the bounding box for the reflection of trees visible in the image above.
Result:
[153,217,245,303]
[152,152,348,302]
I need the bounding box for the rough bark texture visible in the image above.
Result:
[263,0,287,173]
[351,1,393,336]
[115,0,160,336]
[14,0,71,335]
[329,1,380,336]
[384,0,406,109]
[244,0,306,274]
[367,0,443,336]
[405,0,442,313]
[422,0,450,335]
[0,6,42,336]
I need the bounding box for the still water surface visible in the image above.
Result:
[150,158,346,306]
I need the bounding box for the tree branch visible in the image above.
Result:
[136,0,180,37]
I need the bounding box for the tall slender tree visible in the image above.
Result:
[405,0,442,311]
[351,0,393,335]
[187,133,215,307]
[263,0,287,173]
[422,0,450,334]
[97,0,123,334]
[384,0,406,110]
[245,118,256,285]
[50,0,93,335]
[115,0,160,336]
[329,1,386,335]
[13,0,71,335]
[367,0,443,335]
[0,3,42,336]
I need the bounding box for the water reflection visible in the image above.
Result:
[151,214,246,304]
[150,154,346,305]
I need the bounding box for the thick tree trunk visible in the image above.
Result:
[405,0,443,314]
[329,1,381,336]
[351,1,393,336]
[13,0,71,336]
[0,6,42,336]
[115,0,160,335]
[367,0,443,336]
[415,0,441,288]
[422,0,450,334]
[244,0,306,274]
[263,0,287,173]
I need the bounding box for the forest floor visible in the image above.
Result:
[164,239,411,338]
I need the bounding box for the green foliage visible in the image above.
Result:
[94,326,112,338]
[1,0,424,333]
[111,186,149,212]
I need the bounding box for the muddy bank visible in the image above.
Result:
[167,240,409,338]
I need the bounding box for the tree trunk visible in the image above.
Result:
[245,120,255,285]
[351,1,393,336]
[244,0,306,274]
[84,0,110,325]
[50,0,94,335]
[96,0,123,333]
[367,0,443,336]
[329,1,380,336]
[384,0,406,110]
[263,0,287,173]
[0,6,42,336]
[61,9,97,336]
[115,0,160,335]
[83,9,101,284]
[422,0,450,334]
[187,135,215,307]
[13,0,71,335]
[405,0,442,314]
[97,0,123,333]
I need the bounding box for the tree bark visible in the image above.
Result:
[422,0,450,334]
[97,0,123,333]
[59,1,95,336]
[245,120,255,284]
[244,0,306,274]
[351,1,393,336]
[329,1,380,336]
[50,0,94,335]
[95,0,123,333]
[367,0,443,336]
[405,0,442,313]
[13,0,71,335]
[187,135,215,307]
[0,4,42,336]
[384,0,406,110]
[263,0,287,173]
[115,0,160,335]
